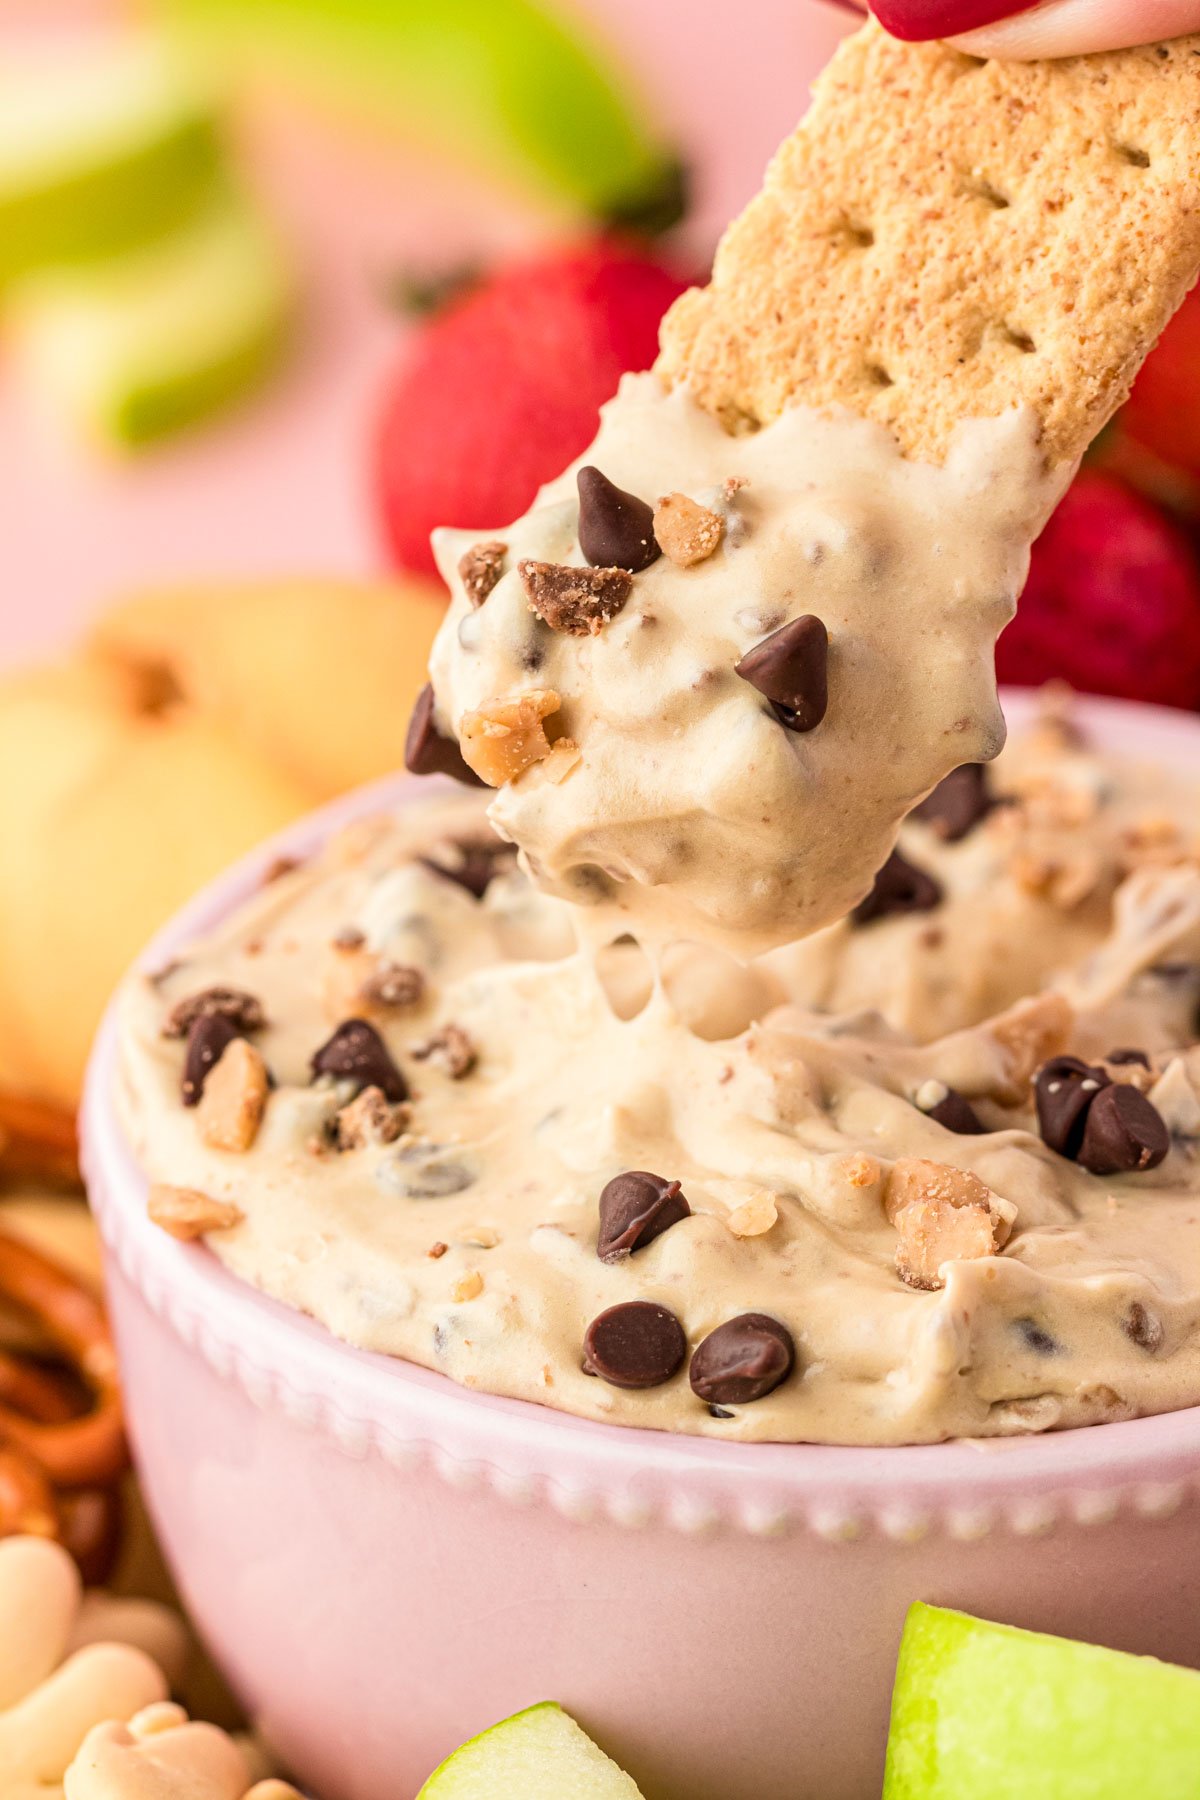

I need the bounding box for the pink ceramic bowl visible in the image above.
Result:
[82,692,1200,1800]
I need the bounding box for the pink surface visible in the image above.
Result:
[82,693,1200,1800]
[0,0,852,670]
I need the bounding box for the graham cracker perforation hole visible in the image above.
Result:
[1002,325,1036,353]
[1115,143,1151,168]
[968,177,1010,210]
[864,362,894,389]
[830,219,875,248]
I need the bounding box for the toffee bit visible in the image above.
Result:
[196,1039,271,1153]
[412,1023,477,1079]
[1124,1300,1165,1352]
[653,491,724,566]
[360,961,425,1009]
[457,539,507,606]
[164,985,266,1039]
[334,1085,410,1150]
[519,559,632,635]
[428,1241,449,1259]
[148,1184,243,1241]
[459,688,561,786]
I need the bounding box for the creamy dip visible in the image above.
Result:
[117,736,1200,1445]
[428,374,1069,958]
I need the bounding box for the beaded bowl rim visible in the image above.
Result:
[81,690,1200,1543]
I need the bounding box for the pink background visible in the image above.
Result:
[0,0,852,669]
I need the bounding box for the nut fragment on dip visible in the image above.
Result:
[148,1185,244,1241]
[885,1159,1007,1292]
[459,689,562,786]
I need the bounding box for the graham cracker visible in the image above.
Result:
[657,21,1200,466]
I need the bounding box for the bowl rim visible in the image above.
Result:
[82,690,1200,1543]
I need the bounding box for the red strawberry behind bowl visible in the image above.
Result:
[374,240,689,580]
[997,470,1200,710]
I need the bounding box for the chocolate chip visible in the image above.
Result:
[404,683,485,787]
[1016,1317,1060,1356]
[1108,1047,1151,1069]
[576,466,660,572]
[735,614,828,732]
[1034,1055,1110,1160]
[1077,1083,1170,1175]
[709,1405,735,1420]
[181,1013,239,1107]
[582,1301,687,1389]
[457,539,507,607]
[689,1313,795,1406]
[596,1170,690,1263]
[912,763,994,841]
[1124,1301,1165,1352]
[311,1020,407,1103]
[164,985,265,1039]
[850,850,943,926]
[925,1088,986,1135]
[519,559,632,636]
[419,838,517,899]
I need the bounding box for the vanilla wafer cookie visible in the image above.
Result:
[658,21,1200,466]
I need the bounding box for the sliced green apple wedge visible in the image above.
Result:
[884,1603,1200,1798]
[154,0,681,226]
[0,39,224,286]
[418,1703,645,1799]
[8,186,293,448]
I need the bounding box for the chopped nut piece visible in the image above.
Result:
[533,738,581,786]
[428,1241,449,1260]
[458,539,507,607]
[196,1040,270,1153]
[726,1192,779,1237]
[893,1195,998,1291]
[1010,849,1102,909]
[988,992,1073,1103]
[413,1023,477,1079]
[884,1157,994,1225]
[148,1184,244,1240]
[519,560,631,635]
[452,1271,484,1303]
[653,492,725,566]
[163,985,265,1039]
[324,943,425,1022]
[459,689,561,786]
[334,1085,410,1149]
[840,1152,881,1189]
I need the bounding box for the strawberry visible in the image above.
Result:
[1119,289,1200,480]
[374,240,689,580]
[996,471,1200,709]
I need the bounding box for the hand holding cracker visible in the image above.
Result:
[874,0,1200,60]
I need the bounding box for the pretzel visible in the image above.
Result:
[0,1233,126,1491]
[0,1352,124,1584]
[0,1093,80,1189]
[658,22,1200,467]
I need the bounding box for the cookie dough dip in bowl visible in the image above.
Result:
[84,690,1200,1800]
[83,21,1200,1800]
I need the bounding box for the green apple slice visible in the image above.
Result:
[153,0,681,226]
[418,1703,645,1799]
[884,1602,1200,1797]
[8,187,293,448]
[0,39,224,285]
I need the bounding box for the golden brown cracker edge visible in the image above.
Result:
[657,20,1200,467]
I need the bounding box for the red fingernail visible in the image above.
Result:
[870,0,1039,41]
